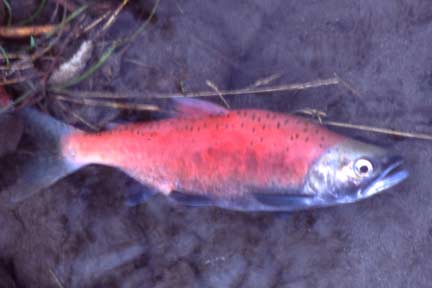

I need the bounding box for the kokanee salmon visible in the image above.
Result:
[5,99,408,211]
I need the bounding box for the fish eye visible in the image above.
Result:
[354,158,374,177]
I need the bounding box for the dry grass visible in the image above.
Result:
[0,24,56,37]
[295,109,432,141]
[323,121,432,141]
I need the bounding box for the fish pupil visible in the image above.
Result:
[359,165,369,174]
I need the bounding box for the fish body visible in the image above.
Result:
[6,100,408,211]
[64,110,343,203]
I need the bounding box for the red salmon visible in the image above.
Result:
[5,99,408,211]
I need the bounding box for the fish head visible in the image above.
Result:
[304,139,408,206]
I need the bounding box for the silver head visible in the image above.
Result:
[304,139,409,207]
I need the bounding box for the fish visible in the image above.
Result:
[2,99,408,212]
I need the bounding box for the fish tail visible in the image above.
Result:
[3,108,82,205]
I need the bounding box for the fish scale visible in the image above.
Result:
[63,109,344,198]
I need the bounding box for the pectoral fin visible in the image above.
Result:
[254,193,315,210]
[169,190,215,207]
[124,183,157,206]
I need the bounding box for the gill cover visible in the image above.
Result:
[304,139,408,206]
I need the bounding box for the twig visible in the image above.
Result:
[82,10,111,34]
[292,108,327,123]
[56,100,100,131]
[323,120,432,141]
[249,73,282,88]
[206,80,230,108]
[148,77,340,99]
[333,73,361,97]
[54,95,160,111]
[49,269,65,288]
[26,5,87,63]
[0,25,56,38]
[102,0,129,32]
[52,77,340,100]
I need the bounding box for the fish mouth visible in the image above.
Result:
[360,156,409,199]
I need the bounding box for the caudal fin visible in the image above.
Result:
[2,108,82,206]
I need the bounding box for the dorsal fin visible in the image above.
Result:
[171,98,228,118]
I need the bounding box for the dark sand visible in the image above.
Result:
[0,1,431,287]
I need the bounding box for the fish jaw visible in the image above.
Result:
[358,156,408,200]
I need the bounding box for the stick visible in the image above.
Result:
[0,25,56,38]
[54,95,160,111]
[52,77,340,100]
[323,120,432,141]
